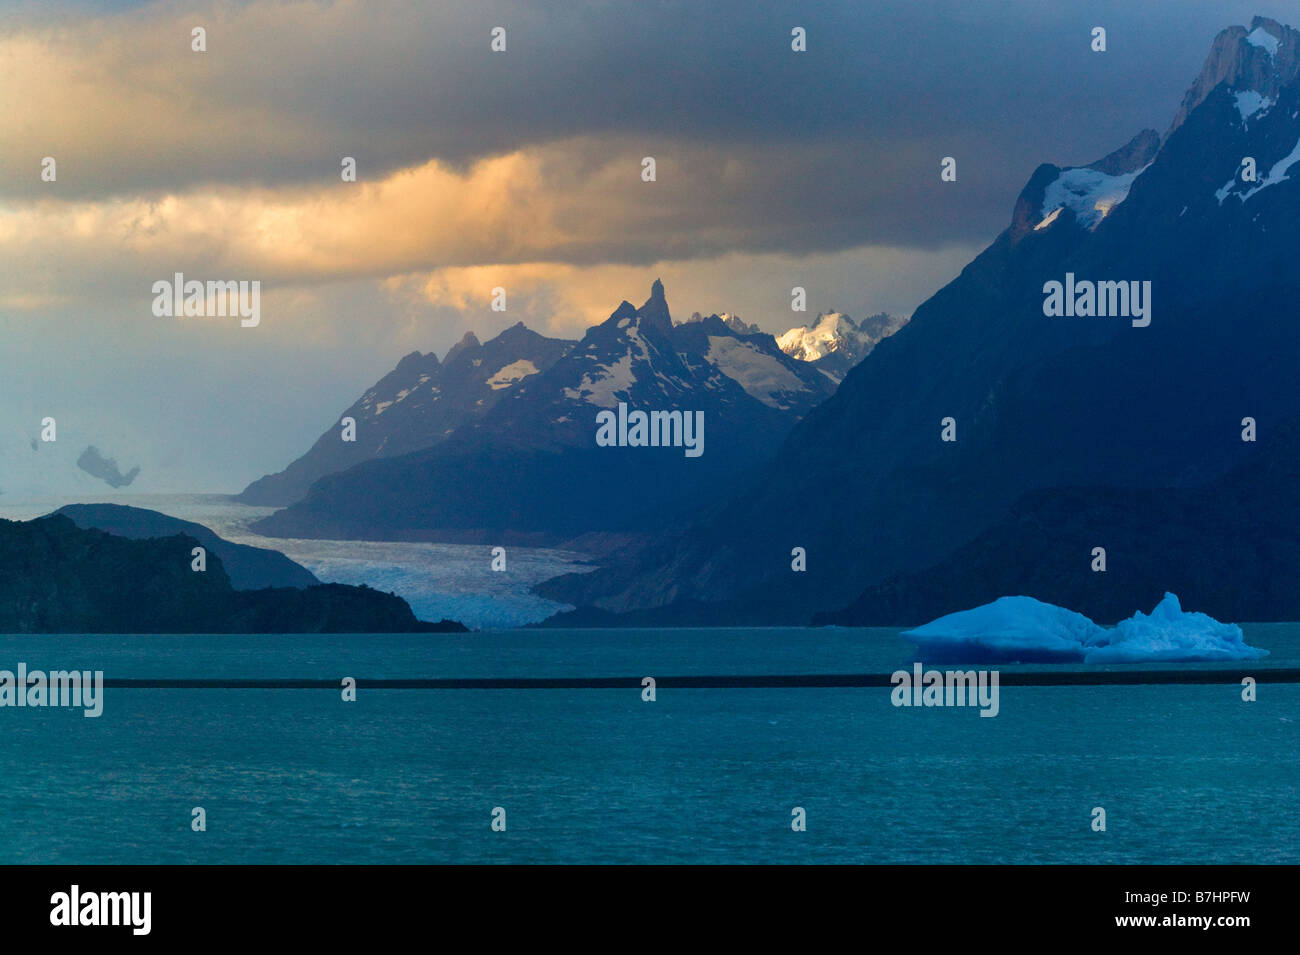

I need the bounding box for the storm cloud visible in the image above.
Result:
[0,0,1279,489]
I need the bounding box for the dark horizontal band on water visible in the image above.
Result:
[96,669,1300,689]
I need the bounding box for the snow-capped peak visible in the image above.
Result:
[679,311,762,336]
[1168,17,1300,138]
[776,311,907,381]
[777,312,856,361]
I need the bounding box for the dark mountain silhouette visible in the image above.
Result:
[539,17,1300,624]
[54,503,319,590]
[237,322,575,506]
[817,418,1300,626]
[0,514,466,633]
[250,280,836,544]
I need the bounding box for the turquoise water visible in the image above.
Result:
[1,627,1297,864]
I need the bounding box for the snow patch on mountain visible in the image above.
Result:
[1247,24,1281,55]
[563,354,636,406]
[1167,17,1300,138]
[1036,164,1148,230]
[1234,88,1273,123]
[487,359,540,390]
[705,336,808,408]
[1216,133,1300,203]
[1033,207,1062,231]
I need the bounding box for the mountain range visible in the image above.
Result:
[776,311,907,382]
[230,16,1300,630]
[246,281,883,544]
[236,322,573,506]
[537,16,1300,624]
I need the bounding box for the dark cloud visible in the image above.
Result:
[0,0,1277,252]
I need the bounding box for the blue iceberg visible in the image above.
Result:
[901,593,1267,664]
[901,596,1105,663]
[1084,593,1268,663]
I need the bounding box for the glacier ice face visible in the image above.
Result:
[901,596,1106,663]
[1084,592,1268,663]
[901,593,1268,664]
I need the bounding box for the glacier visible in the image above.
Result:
[0,493,596,630]
[902,593,1267,664]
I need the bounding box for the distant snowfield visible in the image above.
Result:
[563,352,636,405]
[0,493,594,630]
[704,336,806,408]
[776,311,855,361]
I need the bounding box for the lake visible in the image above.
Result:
[1,627,1296,864]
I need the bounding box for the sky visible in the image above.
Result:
[0,0,1284,491]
